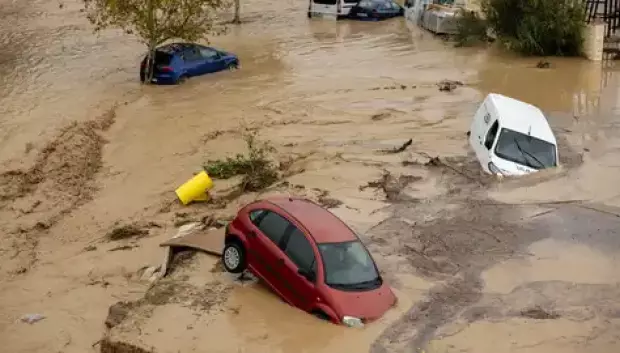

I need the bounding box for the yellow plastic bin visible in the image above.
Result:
[175,170,214,205]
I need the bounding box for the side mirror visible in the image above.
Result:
[298,268,315,282]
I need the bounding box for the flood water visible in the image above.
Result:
[1,0,620,352]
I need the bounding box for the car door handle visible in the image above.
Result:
[277,258,285,265]
[249,231,256,238]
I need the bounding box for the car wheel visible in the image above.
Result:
[177,75,188,84]
[312,310,331,321]
[228,62,239,71]
[307,11,311,18]
[222,241,247,274]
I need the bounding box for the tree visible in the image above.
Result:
[481,0,585,56]
[83,0,230,83]
[233,0,240,24]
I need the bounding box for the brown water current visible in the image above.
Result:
[1,0,620,352]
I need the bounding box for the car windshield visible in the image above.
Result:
[318,240,381,291]
[494,128,557,170]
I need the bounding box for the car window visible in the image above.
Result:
[153,51,172,65]
[283,227,315,271]
[313,0,337,4]
[199,47,220,60]
[183,47,202,62]
[256,211,290,246]
[318,240,379,288]
[249,209,266,224]
[359,0,372,7]
[484,120,499,150]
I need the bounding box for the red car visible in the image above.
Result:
[222,197,397,326]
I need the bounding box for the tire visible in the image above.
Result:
[228,62,239,71]
[312,310,331,321]
[222,241,247,274]
[177,75,188,84]
[307,11,311,18]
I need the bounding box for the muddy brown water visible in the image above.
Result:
[1,0,620,352]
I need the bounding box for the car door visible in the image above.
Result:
[278,225,318,311]
[181,46,205,76]
[198,46,226,73]
[247,209,296,304]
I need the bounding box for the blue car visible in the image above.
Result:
[348,0,404,20]
[139,43,240,84]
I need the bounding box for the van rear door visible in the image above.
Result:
[310,0,339,17]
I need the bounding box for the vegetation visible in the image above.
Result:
[454,10,489,47]
[204,130,279,192]
[455,0,586,56]
[83,0,230,82]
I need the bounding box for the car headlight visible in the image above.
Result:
[342,316,364,328]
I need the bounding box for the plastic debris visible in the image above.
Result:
[20,313,45,324]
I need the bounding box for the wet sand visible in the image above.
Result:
[1,0,620,352]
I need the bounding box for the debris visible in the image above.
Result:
[536,60,551,68]
[360,170,421,201]
[106,224,148,241]
[174,170,214,205]
[105,302,134,329]
[20,313,45,324]
[84,245,97,251]
[108,245,136,252]
[520,307,560,319]
[437,80,463,92]
[139,265,162,283]
[379,139,413,154]
[371,112,391,121]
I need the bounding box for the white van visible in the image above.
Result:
[308,0,359,18]
[468,93,559,176]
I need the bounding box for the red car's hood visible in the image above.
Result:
[326,282,397,322]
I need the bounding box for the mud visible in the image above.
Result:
[0,108,117,277]
[1,0,620,352]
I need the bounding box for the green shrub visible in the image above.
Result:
[204,129,279,192]
[481,0,586,56]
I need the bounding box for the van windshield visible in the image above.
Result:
[494,128,557,170]
[318,240,381,291]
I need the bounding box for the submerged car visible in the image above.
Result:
[222,197,397,326]
[139,42,239,84]
[469,93,559,176]
[348,0,404,20]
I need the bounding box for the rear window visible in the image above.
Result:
[313,0,337,4]
[154,51,172,65]
[344,0,359,3]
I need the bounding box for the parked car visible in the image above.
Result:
[468,93,559,176]
[222,197,397,327]
[348,0,404,20]
[139,43,239,84]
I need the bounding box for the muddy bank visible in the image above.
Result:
[0,108,118,278]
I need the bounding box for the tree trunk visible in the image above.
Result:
[145,0,155,84]
[146,44,156,84]
[233,0,241,24]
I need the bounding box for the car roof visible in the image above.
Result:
[263,197,357,244]
[157,42,202,54]
[486,93,556,144]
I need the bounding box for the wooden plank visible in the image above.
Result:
[160,228,225,256]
